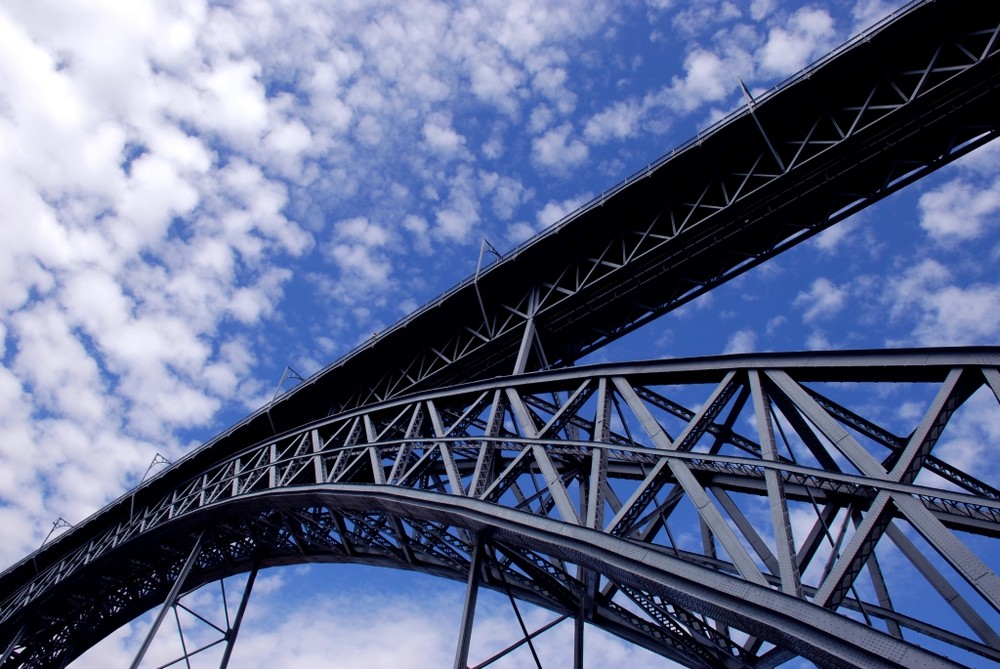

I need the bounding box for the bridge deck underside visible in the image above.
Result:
[122,0,1000,505]
[4,2,1000,668]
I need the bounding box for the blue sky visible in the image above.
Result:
[2,0,1000,666]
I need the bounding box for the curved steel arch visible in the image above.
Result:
[3,348,999,668]
[3,4,1000,667]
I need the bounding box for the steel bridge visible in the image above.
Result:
[3,1,1000,667]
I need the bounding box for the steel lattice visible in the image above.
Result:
[3,1,1000,668]
[2,350,999,668]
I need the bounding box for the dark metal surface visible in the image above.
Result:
[2,349,999,667]
[89,0,1000,518]
[3,0,1000,666]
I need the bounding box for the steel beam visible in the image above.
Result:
[3,350,1000,668]
[129,532,204,669]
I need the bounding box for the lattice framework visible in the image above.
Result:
[3,350,998,668]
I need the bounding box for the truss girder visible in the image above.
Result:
[198,0,1000,460]
[3,348,999,668]
[5,2,1000,666]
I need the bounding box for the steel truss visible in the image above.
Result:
[239,0,1000,449]
[3,2,1000,667]
[2,349,999,668]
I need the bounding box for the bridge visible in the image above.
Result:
[2,1,1000,667]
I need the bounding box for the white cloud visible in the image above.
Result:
[422,113,466,156]
[672,1,742,36]
[724,328,757,354]
[73,568,671,669]
[469,59,524,112]
[951,135,1000,176]
[794,277,847,324]
[434,168,482,243]
[881,259,1000,346]
[758,7,837,77]
[750,0,777,21]
[529,105,556,133]
[506,220,538,244]
[664,49,731,112]
[228,268,293,325]
[264,119,315,177]
[481,172,530,221]
[850,0,902,35]
[537,194,591,228]
[532,65,575,114]
[481,134,505,159]
[198,57,270,147]
[880,258,950,320]
[355,114,384,146]
[10,304,109,426]
[765,315,786,336]
[328,216,393,289]
[532,123,589,171]
[1,2,996,665]
[402,214,433,254]
[924,388,1000,489]
[908,285,1000,346]
[811,217,861,254]
[584,100,643,143]
[918,177,1000,244]
[116,153,200,252]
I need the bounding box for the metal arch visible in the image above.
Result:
[3,5,1000,664]
[2,348,1000,668]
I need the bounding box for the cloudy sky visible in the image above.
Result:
[2,0,1000,666]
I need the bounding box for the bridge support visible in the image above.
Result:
[454,536,484,669]
[130,532,204,669]
[219,564,258,669]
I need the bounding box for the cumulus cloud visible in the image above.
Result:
[881,259,1000,346]
[724,328,757,354]
[672,1,741,35]
[906,284,1000,346]
[328,216,393,287]
[532,123,589,171]
[758,7,837,77]
[663,49,732,112]
[434,167,482,243]
[794,277,848,324]
[505,192,590,244]
[750,0,778,21]
[918,177,1000,244]
[925,388,1000,489]
[809,222,849,250]
[402,214,433,254]
[481,172,531,221]
[198,58,270,148]
[1,0,995,664]
[73,569,669,669]
[850,0,902,34]
[422,113,467,157]
[584,100,644,144]
[538,194,591,227]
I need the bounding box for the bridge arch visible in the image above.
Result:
[3,350,998,668]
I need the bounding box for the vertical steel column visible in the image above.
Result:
[513,318,537,375]
[454,537,484,669]
[129,532,204,669]
[219,564,259,669]
[573,610,584,669]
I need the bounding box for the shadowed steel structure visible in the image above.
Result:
[2,1,1000,667]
